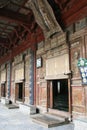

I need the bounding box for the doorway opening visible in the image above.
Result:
[15,82,23,102]
[1,83,6,97]
[52,79,69,112]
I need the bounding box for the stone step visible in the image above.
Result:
[5,104,19,109]
[31,113,70,128]
[45,113,69,122]
[48,108,70,121]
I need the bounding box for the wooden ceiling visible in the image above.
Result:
[0,0,87,63]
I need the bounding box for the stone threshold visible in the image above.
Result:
[31,113,70,128]
[5,104,19,109]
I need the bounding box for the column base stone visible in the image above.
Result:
[19,103,36,115]
[1,97,10,105]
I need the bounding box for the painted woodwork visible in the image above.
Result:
[29,50,34,105]
[25,54,30,104]
[36,32,70,112]
[6,62,11,98]
[27,0,62,39]
[0,27,44,65]
[0,0,87,119]
[69,23,87,117]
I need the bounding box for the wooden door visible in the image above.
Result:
[1,84,6,97]
[47,81,53,109]
[15,84,19,101]
[22,82,25,103]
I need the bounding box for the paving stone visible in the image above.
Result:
[0,103,86,130]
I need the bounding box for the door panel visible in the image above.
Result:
[47,81,53,108]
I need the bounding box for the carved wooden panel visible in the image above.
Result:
[1,70,6,83]
[39,86,47,107]
[15,68,24,81]
[70,41,81,78]
[72,87,84,106]
[27,0,62,39]
[14,54,23,64]
[46,54,69,79]
[15,62,24,82]
[72,86,85,114]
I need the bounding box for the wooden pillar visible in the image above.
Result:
[34,50,36,105]
[29,50,34,105]
[50,81,53,109]
[68,78,72,121]
[6,61,11,99]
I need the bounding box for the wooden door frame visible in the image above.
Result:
[47,79,72,116]
[15,83,18,102]
[15,82,25,103]
[1,83,6,97]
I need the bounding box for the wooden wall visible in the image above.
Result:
[36,33,68,112]
[69,17,87,117]
[36,17,87,117]
[10,50,31,104]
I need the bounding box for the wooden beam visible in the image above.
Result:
[62,0,87,18]
[0,37,9,43]
[62,0,87,26]
[62,4,87,26]
[0,8,32,25]
[0,43,9,49]
[0,30,44,65]
[0,37,9,48]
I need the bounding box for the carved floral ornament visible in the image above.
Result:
[77,58,87,84]
[77,58,87,67]
[27,0,62,38]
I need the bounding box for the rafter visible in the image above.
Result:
[0,43,9,49]
[0,8,33,26]
[62,0,87,19]
[0,37,9,43]
[10,0,31,12]
[62,0,87,26]
[0,37,9,48]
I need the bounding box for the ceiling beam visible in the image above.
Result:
[0,43,9,49]
[62,0,87,18]
[0,37,9,43]
[62,0,87,26]
[0,29,44,65]
[62,4,87,26]
[0,37,9,48]
[0,8,32,25]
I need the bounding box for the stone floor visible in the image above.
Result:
[0,103,87,130]
[73,118,87,130]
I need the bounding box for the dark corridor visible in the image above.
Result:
[53,79,69,112]
[18,83,23,100]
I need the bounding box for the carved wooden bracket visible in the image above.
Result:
[26,0,63,39]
